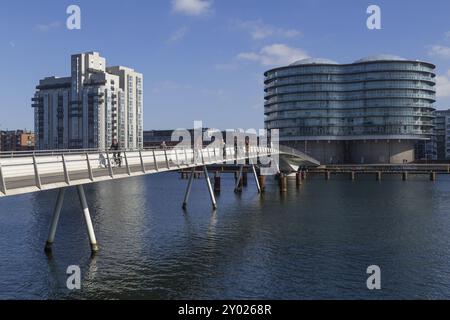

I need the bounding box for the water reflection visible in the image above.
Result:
[1,173,450,299]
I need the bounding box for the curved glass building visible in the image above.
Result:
[264,55,436,164]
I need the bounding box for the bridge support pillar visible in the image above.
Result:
[203,166,217,210]
[45,185,98,255]
[251,164,261,193]
[45,188,66,253]
[77,185,99,253]
[182,167,195,210]
[402,172,408,181]
[325,171,331,181]
[350,171,356,181]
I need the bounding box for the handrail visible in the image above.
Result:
[0,145,275,158]
[0,146,287,198]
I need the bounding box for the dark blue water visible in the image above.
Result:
[1,172,450,299]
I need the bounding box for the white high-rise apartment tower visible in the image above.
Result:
[32,52,143,150]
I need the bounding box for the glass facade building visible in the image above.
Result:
[264,56,436,164]
[434,109,450,160]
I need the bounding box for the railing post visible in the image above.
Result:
[86,153,94,181]
[32,155,42,189]
[184,148,189,165]
[61,154,70,185]
[257,147,260,164]
[106,152,114,178]
[139,150,146,173]
[194,148,198,165]
[174,148,180,168]
[0,163,6,195]
[124,151,131,175]
[207,148,212,164]
[164,149,170,169]
[153,150,159,171]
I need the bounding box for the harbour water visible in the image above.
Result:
[1,172,450,299]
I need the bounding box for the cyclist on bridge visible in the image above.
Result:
[110,139,121,167]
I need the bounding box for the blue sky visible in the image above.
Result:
[2,0,450,131]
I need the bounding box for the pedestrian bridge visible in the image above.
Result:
[0,146,318,198]
[0,145,319,254]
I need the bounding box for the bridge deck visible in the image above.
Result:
[0,146,279,197]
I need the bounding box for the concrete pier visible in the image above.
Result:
[234,166,244,193]
[325,171,331,181]
[296,172,302,187]
[430,172,436,181]
[258,175,266,192]
[242,172,248,187]
[214,171,221,193]
[376,171,382,181]
[402,172,408,181]
[350,171,356,181]
[279,173,287,193]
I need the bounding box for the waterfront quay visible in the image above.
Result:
[180,163,450,196]
[308,164,450,181]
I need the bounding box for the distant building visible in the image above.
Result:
[32,52,143,150]
[0,130,35,152]
[144,130,175,148]
[434,109,450,160]
[143,129,256,148]
[264,55,436,164]
[415,138,437,161]
[143,129,208,148]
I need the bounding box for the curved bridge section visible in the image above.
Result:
[0,146,280,198]
[0,146,320,255]
[278,145,321,172]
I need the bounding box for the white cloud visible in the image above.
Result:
[35,21,61,32]
[436,70,450,97]
[233,19,301,40]
[237,44,309,67]
[171,0,212,16]
[167,26,189,43]
[428,45,450,59]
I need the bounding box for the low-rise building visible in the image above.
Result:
[0,130,35,152]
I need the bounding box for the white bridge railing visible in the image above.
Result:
[0,146,278,197]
